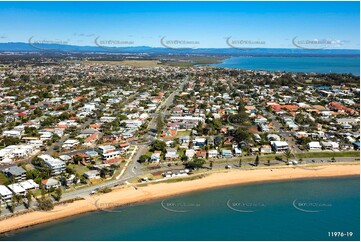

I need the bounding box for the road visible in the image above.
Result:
[262,109,301,153]
[122,75,189,179]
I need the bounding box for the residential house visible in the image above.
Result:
[42,178,61,190]
[234,148,242,156]
[38,154,66,175]
[195,150,207,159]
[271,141,289,152]
[7,183,26,197]
[2,166,26,182]
[221,149,233,158]
[185,149,195,159]
[207,149,218,158]
[307,142,322,151]
[83,170,100,179]
[150,151,162,163]
[62,139,80,149]
[0,185,12,205]
[165,148,179,160]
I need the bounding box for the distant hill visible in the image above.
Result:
[0,42,359,57]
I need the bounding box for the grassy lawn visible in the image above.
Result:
[296,151,360,159]
[68,164,90,177]
[176,130,191,138]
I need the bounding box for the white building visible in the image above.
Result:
[7,183,26,197]
[0,185,12,204]
[38,154,66,175]
[62,139,80,149]
[307,142,322,151]
[3,130,22,138]
[271,141,289,152]
[207,149,218,158]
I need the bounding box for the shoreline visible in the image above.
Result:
[0,163,359,235]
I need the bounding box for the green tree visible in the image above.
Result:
[138,154,150,163]
[54,187,63,202]
[151,140,166,152]
[26,191,33,208]
[186,158,205,169]
[255,155,260,166]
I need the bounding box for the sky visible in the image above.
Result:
[0,1,359,49]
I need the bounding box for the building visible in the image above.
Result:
[101,150,121,160]
[62,139,80,149]
[234,148,242,156]
[7,183,26,197]
[165,148,179,160]
[150,151,162,163]
[208,149,218,158]
[185,149,195,159]
[38,154,66,175]
[2,130,22,138]
[307,142,322,151]
[83,170,100,179]
[0,185,12,205]
[42,178,61,190]
[271,141,289,152]
[260,145,272,154]
[221,149,233,158]
[18,179,39,190]
[98,145,116,154]
[320,141,339,150]
[2,166,27,182]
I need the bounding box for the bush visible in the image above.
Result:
[98,187,112,193]
[37,197,54,211]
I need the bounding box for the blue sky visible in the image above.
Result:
[0,1,359,49]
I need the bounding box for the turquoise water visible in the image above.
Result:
[211,57,360,76]
[2,176,359,241]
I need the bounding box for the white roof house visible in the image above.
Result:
[3,130,22,138]
[307,142,322,150]
[208,149,218,158]
[271,141,289,152]
[19,179,40,190]
[38,154,66,175]
[98,145,116,154]
[7,183,26,195]
[185,149,195,159]
[0,185,12,201]
[62,139,79,148]
[234,148,242,155]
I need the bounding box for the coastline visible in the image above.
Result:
[0,163,359,235]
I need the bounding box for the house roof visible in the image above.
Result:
[3,166,26,176]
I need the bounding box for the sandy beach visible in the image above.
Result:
[0,163,359,234]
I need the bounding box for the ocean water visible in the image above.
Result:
[210,57,360,76]
[2,176,359,241]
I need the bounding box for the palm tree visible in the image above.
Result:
[26,191,33,208]
[283,149,293,163]
[255,155,260,166]
[238,158,242,167]
[210,161,213,169]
